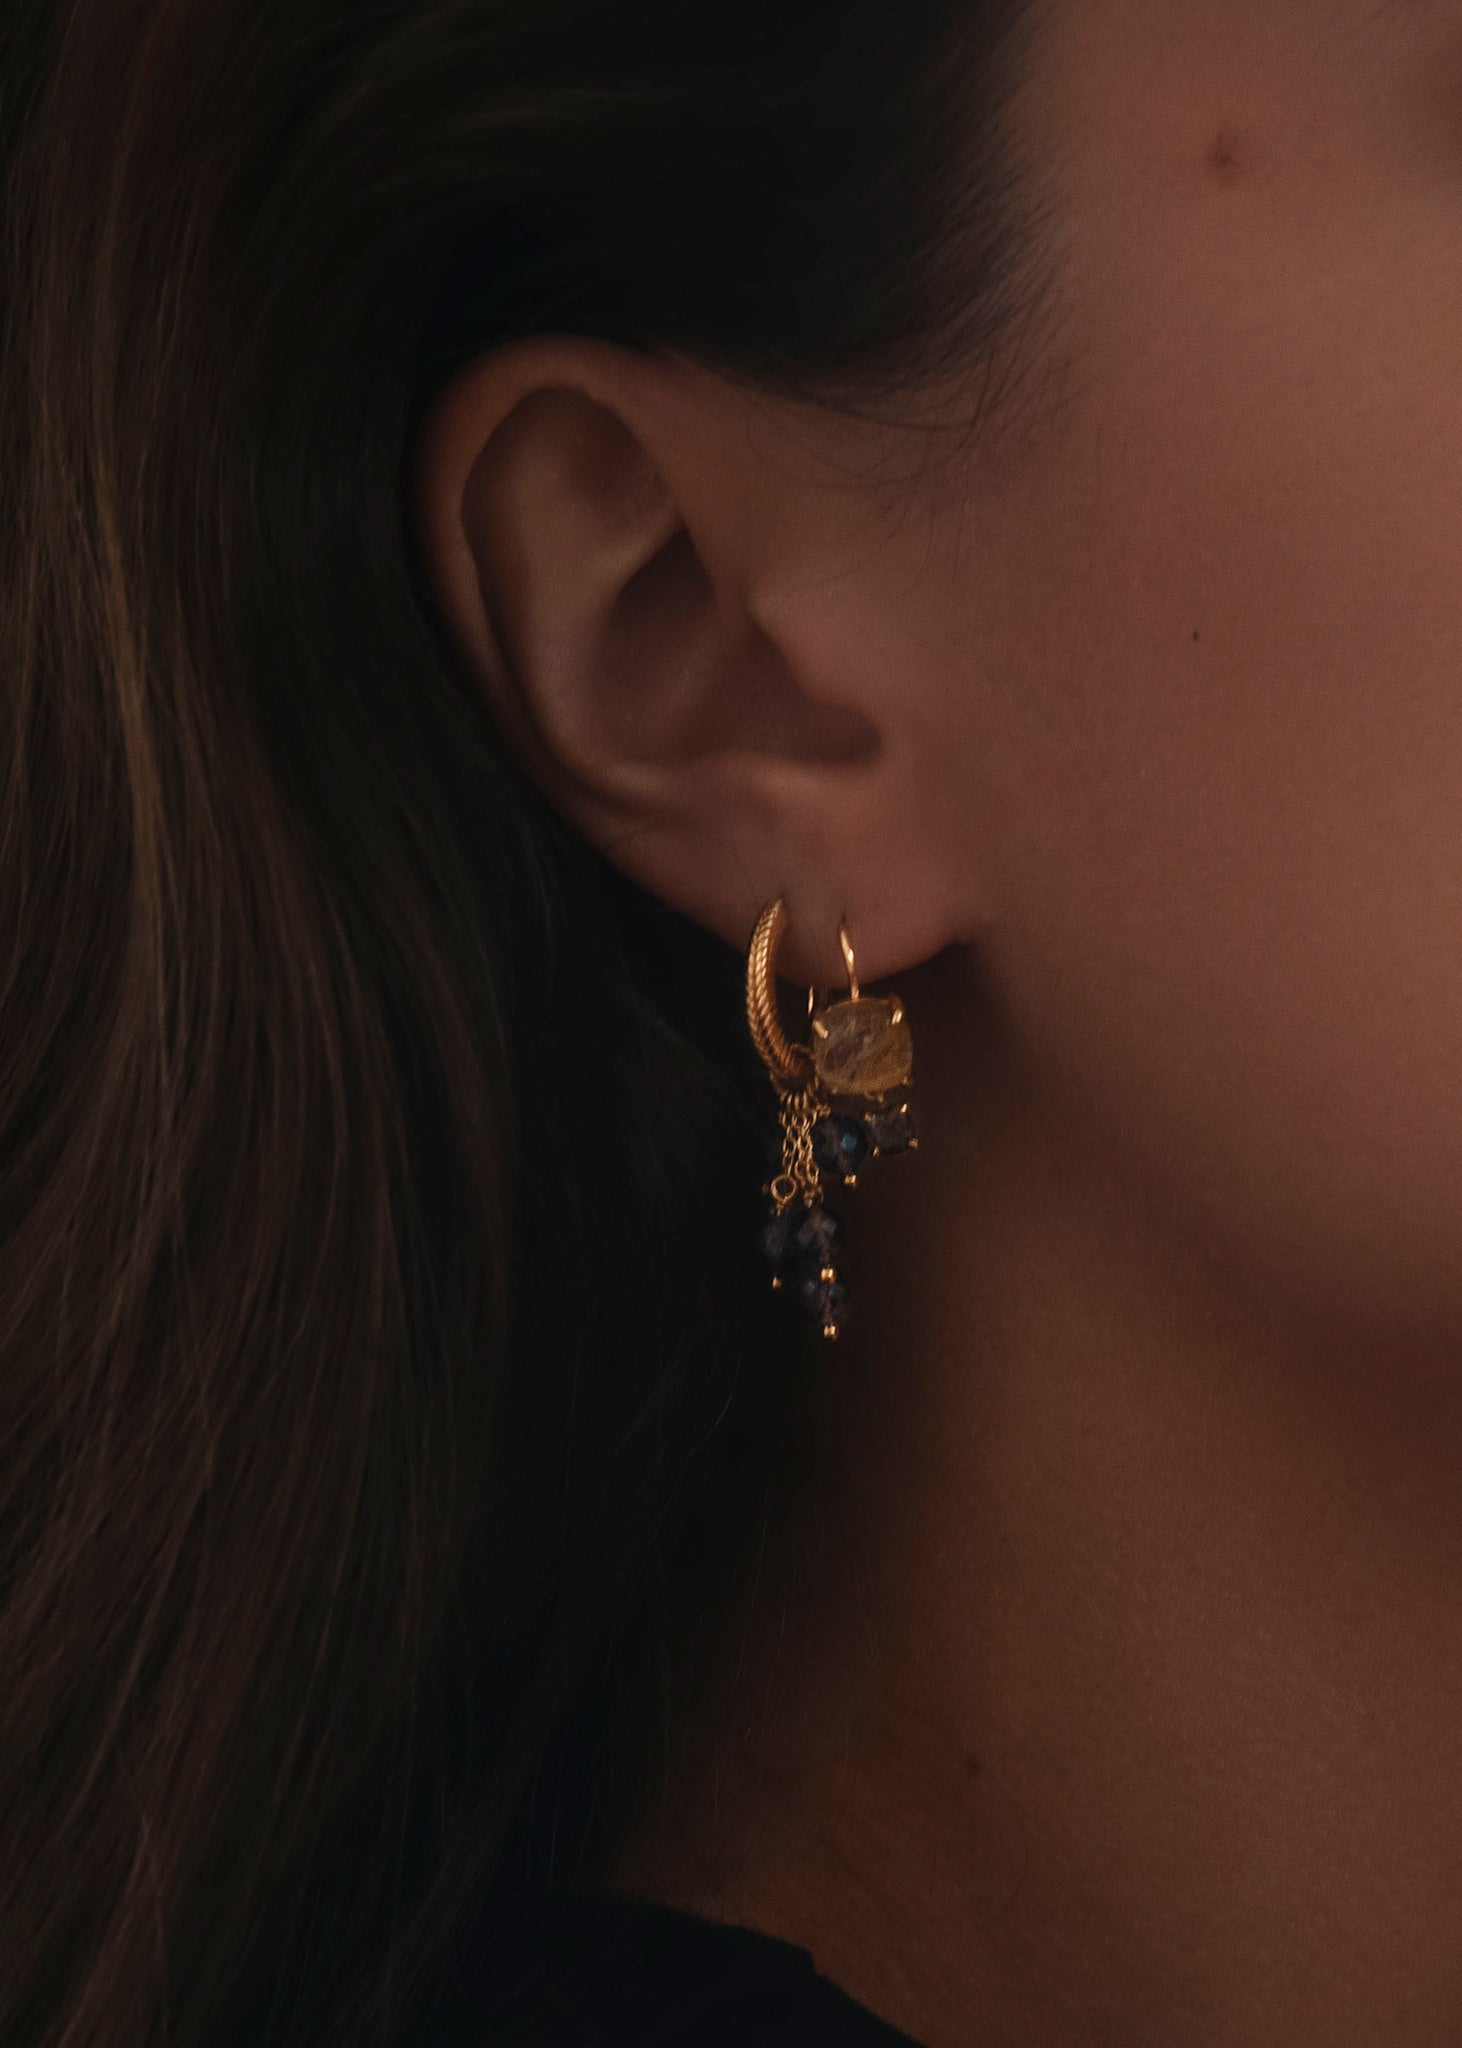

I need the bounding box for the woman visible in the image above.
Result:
[5,0,1462,2041]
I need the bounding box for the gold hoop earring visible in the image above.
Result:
[746,898,917,1340]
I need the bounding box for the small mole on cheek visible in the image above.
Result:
[1192,629,1201,643]
[965,1754,982,1778]
[1205,127,1250,184]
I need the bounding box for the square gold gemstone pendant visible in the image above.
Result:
[810,996,914,1098]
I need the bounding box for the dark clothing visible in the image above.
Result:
[437,1895,930,2047]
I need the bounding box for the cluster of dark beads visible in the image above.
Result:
[759,1099,917,1338]
[759,1199,850,1333]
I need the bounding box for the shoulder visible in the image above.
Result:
[431,1895,928,2048]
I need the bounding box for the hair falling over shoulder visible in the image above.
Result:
[0,2,1033,2041]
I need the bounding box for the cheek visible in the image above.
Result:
[927,142,1462,1350]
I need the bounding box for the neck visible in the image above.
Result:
[614,948,1462,2048]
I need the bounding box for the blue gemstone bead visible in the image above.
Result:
[793,1205,845,1261]
[759,1208,800,1270]
[812,1115,870,1179]
[866,1103,916,1155]
[797,1270,851,1326]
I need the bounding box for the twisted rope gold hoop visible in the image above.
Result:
[746,899,813,1089]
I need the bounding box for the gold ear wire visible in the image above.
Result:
[838,924,860,1001]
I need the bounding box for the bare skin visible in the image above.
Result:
[415,1,1462,2039]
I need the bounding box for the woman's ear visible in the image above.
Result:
[411,334,956,985]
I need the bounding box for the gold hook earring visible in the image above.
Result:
[745,899,917,1340]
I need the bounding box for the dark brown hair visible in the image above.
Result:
[0,3,1043,2041]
